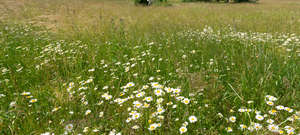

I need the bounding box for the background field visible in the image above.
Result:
[0,0,299,134]
[1,0,300,39]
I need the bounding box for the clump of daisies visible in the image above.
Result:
[222,95,299,134]
[111,81,198,133]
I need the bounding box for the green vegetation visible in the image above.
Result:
[0,0,299,134]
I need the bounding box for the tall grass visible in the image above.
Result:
[0,0,299,134]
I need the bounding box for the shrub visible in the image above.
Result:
[134,0,151,5]
[134,0,168,6]
[182,0,257,3]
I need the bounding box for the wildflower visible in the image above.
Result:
[154,89,164,96]
[9,101,16,108]
[157,98,164,104]
[266,119,274,124]
[157,115,164,119]
[99,112,104,117]
[126,117,132,123]
[166,101,173,105]
[176,96,184,101]
[247,100,254,104]
[65,124,73,132]
[136,92,145,98]
[157,107,165,114]
[132,125,139,129]
[189,116,197,123]
[102,92,112,100]
[254,110,261,114]
[164,87,172,93]
[149,77,154,81]
[133,101,142,108]
[284,107,293,113]
[144,97,153,102]
[0,94,5,98]
[276,105,285,110]
[182,98,190,105]
[103,86,109,89]
[125,67,130,72]
[40,132,52,135]
[183,121,189,127]
[148,123,158,131]
[253,123,262,130]
[142,85,149,89]
[149,42,154,45]
[85,78,93,83]
[278,130,284,134]
[91,129,99,133]
[287,117,294,121]
[151,82,161,88]
[269,109,277,115]
[287,130,295,134]
[239,124,247,130]
[85,110,91,115]
[229,116,236,123]
[88,68,95,72]
[143,103,150,108]
[246,109,252,112]
[248,126,254,132]
[269,96,278,101]
[29,99,38,103]
[255,114,264,121]
[126,82,135,88]
[284,126,294,131]
[217,113,223,118]
[172,88,181,94]
[266,101,274,106]
[21,92,31,96]
[51,106,61,112]
[179,126,187,134]
[226,127,233,132]
[268,124,279,132]
[132,112,141,120]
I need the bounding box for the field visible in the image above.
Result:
[0,0,299,134]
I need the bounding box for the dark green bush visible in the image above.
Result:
[134,0,150,5]
[182,0,257,3]
[134,0,168,6]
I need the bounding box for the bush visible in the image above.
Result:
[134,0,149,5]
[182,0,257,3]
[134,0,168,6]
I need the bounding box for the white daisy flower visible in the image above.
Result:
[189,116,197,123]
[179,126,187,134]
[255,114,264,121]
[229,116,236,123]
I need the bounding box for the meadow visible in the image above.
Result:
[0,0,299,134]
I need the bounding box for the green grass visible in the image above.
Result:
[0,0,300,134]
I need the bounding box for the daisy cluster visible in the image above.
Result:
[222,95,299,134]
[178,26,300,57]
